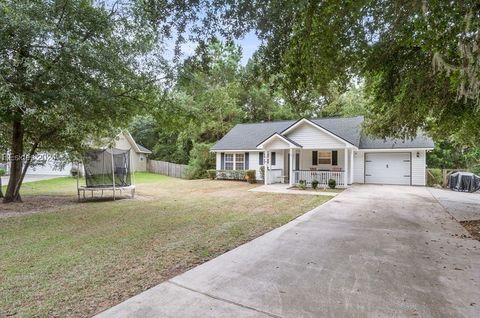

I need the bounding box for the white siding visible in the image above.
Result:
[216,152,221,170]
[265,138,291,149]
[114,132,147,171]
[353,151,365,183]
[247,151,263,180]
[269,150,284,170]
[285,122,346,149]
[411,150,426,186]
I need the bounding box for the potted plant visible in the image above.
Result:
[328,178,336,189]
[298,179,307,190]
[245,170,256,184]
[311,179,319,190]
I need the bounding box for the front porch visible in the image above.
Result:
[262,148,354,188]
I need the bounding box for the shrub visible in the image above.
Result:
[245,170,256,183]
[298,179,306,190]
[311,179,319,190]
[186,143,215,179]
[259,165,265,180]
[427,168,442,187]
[215,170,246,181]
[0,168,5,176]
[328,178,336,189]
[206,169,216,180]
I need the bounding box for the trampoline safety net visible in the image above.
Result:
[84,148,132,188]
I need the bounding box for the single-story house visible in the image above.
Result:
[211,117,434,187]
[25,131,152,176]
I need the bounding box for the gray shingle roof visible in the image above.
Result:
[359,133,434,149]
[136,144,152,154]
[211,116,434,150]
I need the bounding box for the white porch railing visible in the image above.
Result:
[293,170,346,188]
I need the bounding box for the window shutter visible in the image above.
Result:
[312,151,318,165]
[332,151,338,166]
[295,153,300,170]
[271,152,276,165]
[221,152,225,169]
[245,152,249,169]
[259,152,264,165]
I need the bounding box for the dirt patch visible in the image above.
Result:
[0,195,137,217]
[461,220,480,241]
[0,196,76,217]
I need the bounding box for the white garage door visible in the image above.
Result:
[365,152,411,185]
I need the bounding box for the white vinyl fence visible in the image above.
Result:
[147,160,188,179]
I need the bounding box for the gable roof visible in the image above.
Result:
[257,133,302,148]
[122,131,152,154]
[137,144,152,154]
[211,116,434,151]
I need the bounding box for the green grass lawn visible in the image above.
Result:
[0,173,331,317]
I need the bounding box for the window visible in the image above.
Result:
[225,154,234,170]
[259,152,264,165]
[318,151,331,164]
[235,154,244,170]
[271,152,276,165]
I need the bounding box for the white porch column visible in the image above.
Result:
[289,148,294,186]
[349,149,354,184]
[344,149,348,187]
[264,150,269,185]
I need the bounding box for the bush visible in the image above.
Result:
[207,169,216,180]
[427,168,443,187]
[298,179,306,190]
[186,143,215,179]
[328,178,336,189]
[311,179,319,190]
[245,170,256,183]
[259,165,265,180]
[215,170,246,181]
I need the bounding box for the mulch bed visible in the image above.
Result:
[460,220,480,241]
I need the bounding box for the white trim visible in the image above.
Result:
[281,118,357,149]
[257,133,302,149]
[211,149,260,152]
[360,148,434,152]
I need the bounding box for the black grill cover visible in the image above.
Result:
[448,172,480,193]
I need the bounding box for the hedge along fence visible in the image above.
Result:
[147,159,188,178]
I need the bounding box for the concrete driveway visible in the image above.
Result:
[96,185,480,318]
[1,174,63,185]
[429,187,480,221]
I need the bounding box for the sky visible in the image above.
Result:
[165,31,261,66]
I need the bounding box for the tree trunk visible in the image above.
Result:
[0,176,3,198]
[13,141,40,200]
[3,119,24,203]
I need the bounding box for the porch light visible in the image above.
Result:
[416,152,420,158]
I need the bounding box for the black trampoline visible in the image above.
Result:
[77,148,135,200]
